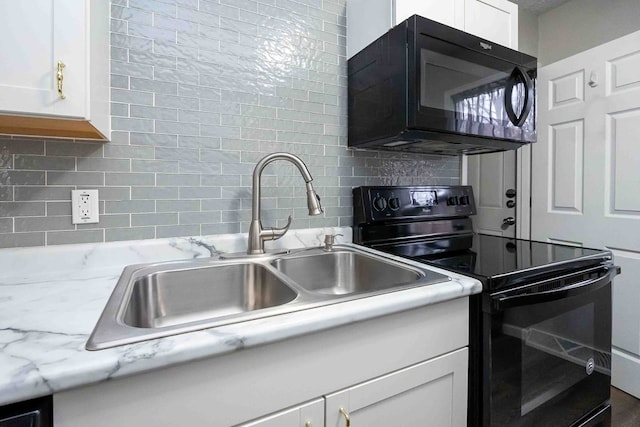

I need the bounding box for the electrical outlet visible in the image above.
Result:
[72,190,99,224]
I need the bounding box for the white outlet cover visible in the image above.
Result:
[72,189,100,224]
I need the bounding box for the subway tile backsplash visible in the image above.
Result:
[0,0,460,248]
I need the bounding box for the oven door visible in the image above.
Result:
[484,265,615,427]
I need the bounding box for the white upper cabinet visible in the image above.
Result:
[347,0,518,58]
[463,0,518,49]
[395,0,465,29]
[0,0,110,140]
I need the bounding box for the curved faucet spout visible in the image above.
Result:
[247,152,323,255]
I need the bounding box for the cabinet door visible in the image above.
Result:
[463,0,518,48]
[0,0,86,118]
[347,0,465,59]
[238,398,324,427]
[394,0,464,29]
[325,348,468,427]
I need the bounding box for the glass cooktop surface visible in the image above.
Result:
[380,233,610,290]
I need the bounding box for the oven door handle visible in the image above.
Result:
[493,265,619,311]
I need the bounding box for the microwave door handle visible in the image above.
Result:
[493,266,617,311]
[504,66,534,127]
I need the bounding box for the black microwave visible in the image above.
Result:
[348,15,537,156]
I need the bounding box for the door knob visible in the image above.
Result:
[505,189,516,198]
[503,217,516,226]
[506,200,516,208]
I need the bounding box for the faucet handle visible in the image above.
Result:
[324,233,343,250]
[270,215,292,240]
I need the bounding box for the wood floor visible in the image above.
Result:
[611,387,640,426]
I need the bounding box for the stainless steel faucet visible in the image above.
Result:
[247,152,323,255]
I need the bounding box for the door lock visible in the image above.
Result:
[506,200,516,208]
[502,217,516,226]
[505,189,516,198]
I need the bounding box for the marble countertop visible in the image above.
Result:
[0,227,482,406]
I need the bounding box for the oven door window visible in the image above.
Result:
[488,281,611,427]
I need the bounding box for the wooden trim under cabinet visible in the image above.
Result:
[0,114,108,141]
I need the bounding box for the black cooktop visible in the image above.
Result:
[410,234,611,291]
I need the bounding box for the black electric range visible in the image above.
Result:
[353,186,618,427]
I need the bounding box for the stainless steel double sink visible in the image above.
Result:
[86,245,450,350]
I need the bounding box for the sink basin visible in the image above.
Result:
[86,259,302,350]
[87,245,451,350]
[123,263,298,329]
[272,250,424,295]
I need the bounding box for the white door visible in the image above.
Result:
[532,30,640,398]
[466,151,517,237]
[325,348,468,427]
[0,0,86,118]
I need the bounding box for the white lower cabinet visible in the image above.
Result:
[239,398,324,427]
[325,348,468,427]
[239,349,467,427]
[54,298,469,427]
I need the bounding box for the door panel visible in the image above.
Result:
[532,29,640,398]
[479,154,503,208]
[550,120,583,213]
[325,349,468,427]
[610,249,640,354]
[607,110,640,213]
[239,399,324,427]
[0,0,85,118]
[463,0,518,48]
[0,0,57,115]
[395,0,463,28]
[550,70,585,108]
[467,150,516,237]
[608,50,640,93]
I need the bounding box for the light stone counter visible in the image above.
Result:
[0,227,481,406]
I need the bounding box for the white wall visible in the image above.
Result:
[537,0,640,65]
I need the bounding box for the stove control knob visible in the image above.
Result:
[373,196,388,211]
[447,196,459,206]
[388,197,400,211]
[459,196,469,205]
